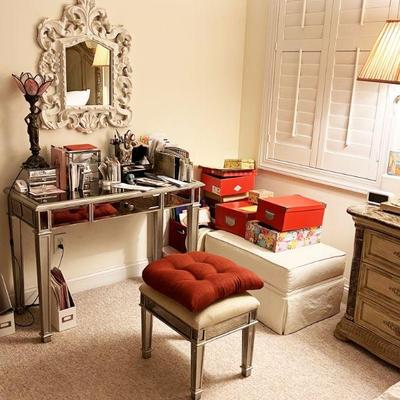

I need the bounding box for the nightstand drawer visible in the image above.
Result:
[360,264,400,305]
[364,230,400,270]
[356,298,400,345]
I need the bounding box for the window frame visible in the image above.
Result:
[258,0,397,194]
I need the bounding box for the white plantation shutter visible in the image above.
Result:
[318,50,388,179]
[272,51,323,165]
[264,0,400,186]
[316,0,399,180]
[268,0,334,166]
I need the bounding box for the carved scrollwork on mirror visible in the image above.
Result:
[37,0,132,133]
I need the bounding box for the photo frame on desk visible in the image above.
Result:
[387,151,400,176]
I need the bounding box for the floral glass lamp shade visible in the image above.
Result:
[12,72,53,169]
[358,20,400,86]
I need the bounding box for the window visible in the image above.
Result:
[260,0,400,192]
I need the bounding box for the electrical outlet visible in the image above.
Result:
[54,233,66,252]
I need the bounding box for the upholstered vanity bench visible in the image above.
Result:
[139,252,263,400]
[205,230,346,334]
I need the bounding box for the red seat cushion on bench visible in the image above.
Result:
[142,251,263,312]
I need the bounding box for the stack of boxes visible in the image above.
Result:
[246,194,325,252]
[200,161,271,238]
[201,168,325,253]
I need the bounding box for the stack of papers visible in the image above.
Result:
[51,268,73,310]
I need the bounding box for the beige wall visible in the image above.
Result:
[239,0,268,160]
[239,0,366,281]
[0,0,246,295]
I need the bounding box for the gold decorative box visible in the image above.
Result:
[223,159,255,170]
[248,189,274,204]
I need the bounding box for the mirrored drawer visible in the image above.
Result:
[164,190,192,208]
[360,263,400,305]
[117,195,160,216]
[363,230,400,270]
[356,297,400,345]
[52,206,90,227]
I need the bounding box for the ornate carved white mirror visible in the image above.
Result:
[37,0,132,133]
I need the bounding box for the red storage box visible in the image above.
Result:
[201,172,256,196]
[215,201,258,237]
[200,166,255,178]
[168,220,187,253]
[256,194,325,232]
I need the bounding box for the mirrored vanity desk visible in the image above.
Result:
[8,182,203,343]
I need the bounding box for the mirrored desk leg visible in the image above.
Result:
[186,204,199,252]
[152,210,164,261]
[35,231,53,343]
[8,214,25,314]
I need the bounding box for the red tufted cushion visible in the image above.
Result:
[142,252,263,312]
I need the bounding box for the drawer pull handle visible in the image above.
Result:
[225,216,236,227]
[394,251,400,258]
[383,320,400,336]
[265,211,275,221]
[123,202,135,211]
[389,287,400,297]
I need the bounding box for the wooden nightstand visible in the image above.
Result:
[335,204,400,367]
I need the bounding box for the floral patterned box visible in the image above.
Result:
[245,220,322,252]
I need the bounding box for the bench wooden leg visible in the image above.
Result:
[241,323,255,377]
[191,343,205,400]
[141,307,153,359]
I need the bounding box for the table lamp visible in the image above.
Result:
[358,20,400,177]
[358,20,400,98]
[92,44,110,105]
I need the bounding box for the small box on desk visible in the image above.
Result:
[0,312,15,337]
[245,220,322,252]
[51,290,77,332]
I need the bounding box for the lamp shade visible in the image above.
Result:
[92,44,110,67]
[358,20,400,84]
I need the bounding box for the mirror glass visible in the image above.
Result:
[65,40,111,107]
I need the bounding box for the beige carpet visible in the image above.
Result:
[1,279,399,400]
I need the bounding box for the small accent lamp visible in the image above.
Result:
[12,73,53,169]
[358,20,400,102]
[92,45,110,105]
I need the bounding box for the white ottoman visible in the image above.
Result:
[375,382,400,400]
[205,230,346,334]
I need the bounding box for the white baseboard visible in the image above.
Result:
[17,259,149,305]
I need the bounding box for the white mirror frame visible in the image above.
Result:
[37,0,132,133]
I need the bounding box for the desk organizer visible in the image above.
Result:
[0,312,15,337]
[51,291,77,332]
